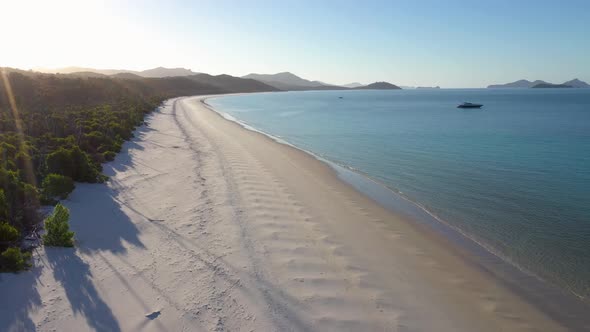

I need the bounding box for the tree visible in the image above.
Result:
[0,247,31,272]
[45,145,101,183]
[0,69,211,251]
[0,167,40,228]
[0,189,7,221]
[0,222,19,243]
[15,151,33,176]
[0,142,17,170]
[42,174,75,200]
[103,151,117,162]
[43,203,74,247]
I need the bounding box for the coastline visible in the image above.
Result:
[203,95,589,301]
[201,95,590,328]
[196,95,589,330]
[0,95,587,331]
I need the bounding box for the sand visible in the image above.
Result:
[0,96,578,331]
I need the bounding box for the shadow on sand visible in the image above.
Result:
[0,120,156,331]
[0,264,42,332]
[66,182,145,254]
[65,121,156,254]
[46,248,121,332]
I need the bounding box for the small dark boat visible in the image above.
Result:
[338,96,343,99]
[457,102,483,109]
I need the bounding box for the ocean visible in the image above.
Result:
[207,88,590,301]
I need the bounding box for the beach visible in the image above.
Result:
[0,96,578,331]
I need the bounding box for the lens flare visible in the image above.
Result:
[1,68,38,187]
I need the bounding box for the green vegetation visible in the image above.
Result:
[0,69,169,270]
[0,167,39,231]
[103,151,117,162]
[0,220,29,272]
[0,247,31,272]
[0,189,8,221]
[0,221,19,243]
[41,174,75,201]
[43,204,74,247]
[45,146,101,183]
[0,69,170,259]
[0,67,276,271]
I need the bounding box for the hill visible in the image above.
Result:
[1,69,276,110]
[488,78,589,88]
[531,83,573,88]
[63,71,109,78]
[0,67,277,258]
[243,72,324,87]
[37,66,199,78]
[110,72,143,79]
[354,82,401,90]
[487,79,548,88]
[35,66,126,75]
[342,82,363,88]
[242,72,347,91]
[563,79,590,88]
[139,67,198,78]
[188,74,279,93]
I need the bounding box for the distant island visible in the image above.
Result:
[532,83,573,89]
[563,79,590,88]
[488,78,589,89]
[399,85,441,89]
[342,82,363,88]
[354,82,401,90]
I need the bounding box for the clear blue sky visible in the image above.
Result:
[2,0,589,87]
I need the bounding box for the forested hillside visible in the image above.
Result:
[0,68,276,270]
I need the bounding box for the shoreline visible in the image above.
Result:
[1,94,587,331]
[202,95,518,263]
[201,95,590,327]
[202,95,584,296]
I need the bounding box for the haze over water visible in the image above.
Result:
[209,88,590,300]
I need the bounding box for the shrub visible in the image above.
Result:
[45,145,101,183]
[0,189,7,221]
[0,247,31,272]
[0,168,40,227]
[0,222,19,243]
[15,151,33,175]
[43,203,74,247]
[109,137,124,153]
[21,183,40,226]
[97,174,108,183]
[0,143,17,170]
[103,151,116,161]
[42,174,75,200]
[82,131,108,151]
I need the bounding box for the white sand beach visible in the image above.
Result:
[0,96,571,331]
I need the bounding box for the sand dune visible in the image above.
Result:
[0,96,578,331]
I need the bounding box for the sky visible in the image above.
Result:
[1,0,589,88]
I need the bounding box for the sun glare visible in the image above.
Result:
[1,68,37,187]
[0,0,149,70]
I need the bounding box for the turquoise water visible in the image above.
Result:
[207,89,590,301]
